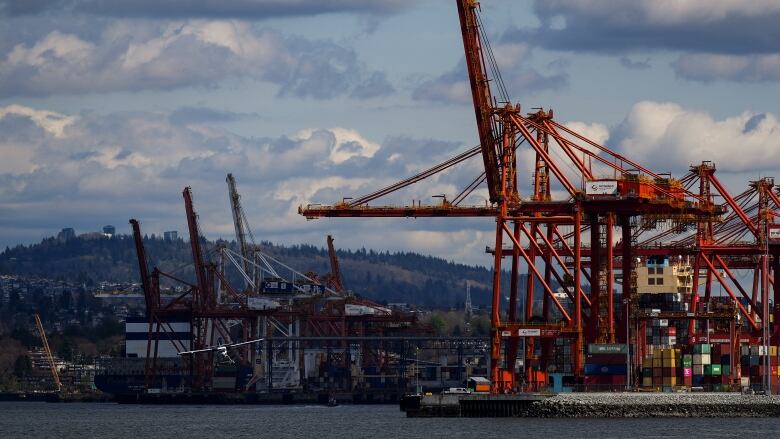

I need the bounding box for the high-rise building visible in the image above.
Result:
[57,228,76,242]
[103,225,116,237]
[164,231,178,241]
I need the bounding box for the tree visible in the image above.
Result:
[8,290,20,311]
[10,327,37,347]
[452,324,462,336]
[13,355,32,379]
[58,290,71,310]
[77,288,87,320]
[429,315,446,335]
[58,340,74,362]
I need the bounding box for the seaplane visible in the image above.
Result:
[178,338,265,364]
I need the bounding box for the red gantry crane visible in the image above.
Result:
[300,0,724,393]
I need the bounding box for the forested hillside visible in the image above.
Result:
[0,234,522,308]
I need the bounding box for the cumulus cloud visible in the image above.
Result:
[412,42,567,104]
[673,53,780,82]
[0,0,414,18]
[563,121,609,146]
[0,20,394,98]
[524,0,780,54]
[495,0,780,82]
[610,101,780,173]
[0,104,497,264]
[0,104,76,137]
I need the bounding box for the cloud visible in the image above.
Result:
[0,104,76,137]
[168,107,259,125]
[411,42,567,104]
[0,0,61,16]
[0,0,414,18]
[350,71,395,99]
[673,53,780,82]
[610,101,780,173]
[619,56,650,70]
[491,1,780,82]
[0,20,394,99]
[0,104,498,264]
[563,121,609,146]
[522,0,780,55]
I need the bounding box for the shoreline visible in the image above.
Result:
[406,392,780,418]
[529,393,780,418]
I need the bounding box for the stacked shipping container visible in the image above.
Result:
[584,344,628,390]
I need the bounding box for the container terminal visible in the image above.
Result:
[89,1,780,415]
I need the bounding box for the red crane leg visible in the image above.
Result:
[773,253,780,344]
[752,267,761,321]
[606,214,615,342]
[541,224,554,372]
[525,223,538,369]
[619,217,632,343]
[588,216,601,343]
[574,206,583,377]
[689,255,701,339]
[506,221,521,380]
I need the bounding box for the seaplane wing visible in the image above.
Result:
[177,338,264,355]
[226,338,265,348]
[178,347,221,355]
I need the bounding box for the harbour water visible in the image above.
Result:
[2,402,780,438]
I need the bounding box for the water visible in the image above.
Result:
[2,402,780,438]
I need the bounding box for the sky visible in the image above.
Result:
[1,0,780,266]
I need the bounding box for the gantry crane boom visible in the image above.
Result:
[327,235,345,293]
[130,219,157,314]
[184,187,209,310]
[34,313,61,392]
[227,174,252,289]
[457,0,501,202]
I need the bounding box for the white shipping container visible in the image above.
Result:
[248,297,280,310]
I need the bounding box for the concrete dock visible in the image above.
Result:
[403,392,780,417]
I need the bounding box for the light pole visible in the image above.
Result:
[624,297,631,391]
[415,347,421,394]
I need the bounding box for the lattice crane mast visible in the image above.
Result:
[34,313,62,392]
